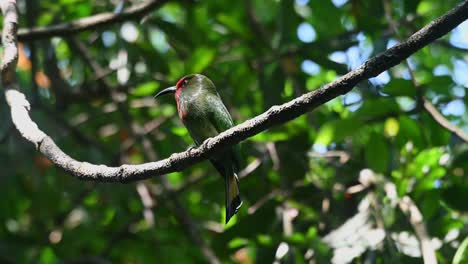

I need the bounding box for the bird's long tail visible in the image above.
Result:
[225,169,242,224]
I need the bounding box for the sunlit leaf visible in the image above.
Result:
[384,117,399,137]
[187,47,216,73]
[39,247,57,264]
[453,237,468,264]
[381,79,415,97]
[315,118,364,145]
[131,81,160,97]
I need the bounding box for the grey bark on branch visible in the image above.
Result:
[16,0,169,41]
[3,1,468,182]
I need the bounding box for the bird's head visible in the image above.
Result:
[154,74,215,99]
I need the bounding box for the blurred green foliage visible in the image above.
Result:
[0,0,467,263]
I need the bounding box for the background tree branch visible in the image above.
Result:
[382,0,468,143]
[3,1,468,182]
[0,0,18,85]
[16,0,169,42]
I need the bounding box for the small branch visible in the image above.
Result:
[171,155,263,195]
[247,189,282,214]
[119,116,168,158]
[3,1,468,182]
[423,98,468,142]
[309,150,350,164]
[136,182,155,227]
[382,179,437,264]
[17,0,169,41]
[398,196,437,264]
[247,180,306,215]
[266,142,280,171]
[238,157,262,178]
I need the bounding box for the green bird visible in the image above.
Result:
[155,74,242,223]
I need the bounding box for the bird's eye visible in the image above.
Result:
[183,79,189,86]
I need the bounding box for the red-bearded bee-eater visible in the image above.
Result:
[155,74,242,223]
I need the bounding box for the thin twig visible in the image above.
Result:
[266,142,280,171]
[423,98,468,142]
[379,173,436,263]
[136,182,155,227]
[398,196,437,264]
[16,0,169,41]
[238,157,262,178]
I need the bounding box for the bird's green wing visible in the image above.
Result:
[206,93,242,171]
[205,93,234,130]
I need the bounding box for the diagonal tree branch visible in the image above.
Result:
[3,1,468,182]
[16,0,169,42]
[422,98,468,142]
[383,0,468,143]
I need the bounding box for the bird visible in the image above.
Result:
[154,74,242,223]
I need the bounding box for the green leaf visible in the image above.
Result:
[365,133,389,173]
[381,79,416,97]
[84,192,99,206]
[408,148,443,179]
[422,112,450,146]
[39,247,57,264]
[397,116,424,147]
[425,76,453,95]
[442,184,468,212]
[251,130,289,142]
[257,234,273,246]
[354,98,400,119]
[228,237,249,248]
[417,0,432,15]
[187,47,216,73]
[453,237,468,264]
[308,1,344,37]
[100,208,116,226]
[217,13,246,36]
[131,81,159,97]
[384,117,400,137]
[287,232,306,244]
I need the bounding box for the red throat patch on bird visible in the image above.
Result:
[175,77,186,101]
[175,77,187,120]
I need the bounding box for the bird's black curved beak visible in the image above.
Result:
[154,86,176,98]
